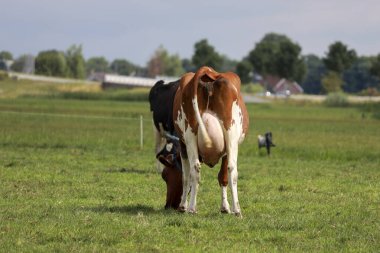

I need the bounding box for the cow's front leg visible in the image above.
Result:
[178,155,190,212]
[218,156,230,213]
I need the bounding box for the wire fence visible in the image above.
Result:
[0,110,152,149]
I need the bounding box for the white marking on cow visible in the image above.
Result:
[165,143,173,152]
[223,100,244,217]
[175,106,187,134]
[221,186,231,213]
[183,123,201,213]
[230,101,245,144]
[175,105,201,212]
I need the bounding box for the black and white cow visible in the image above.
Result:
[149,79,180,172]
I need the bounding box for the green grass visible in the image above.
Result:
[0,80,380,252]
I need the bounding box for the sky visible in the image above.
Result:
[2,0,380,66]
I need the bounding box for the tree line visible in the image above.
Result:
[1,32,380,95]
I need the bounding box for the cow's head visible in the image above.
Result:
[156,140,183,210]
[156,140,182,171]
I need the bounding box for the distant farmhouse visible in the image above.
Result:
[260,75,304,95]
[0,55,35,74]
[89,73,178,89]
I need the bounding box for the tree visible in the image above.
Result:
[323,41,357,74]
[65,45,85,79]
[110,59,137,76]
[35,50,67,77]
[236,60,253,84]
[147,47,165,77]
[192,39,223,70]
[322,71,343,93]
[11,55,31,72]
[220,55,238,72]
[0,51,14,70]
[147,46,185,77]
[86,57,109,74]
[301,54,326,94]
[165,54,185,77]
[247,33,305,82]
[182,58,195,73]
[343,56,378,93]
[370,54,380,80]
[0,51,13,60]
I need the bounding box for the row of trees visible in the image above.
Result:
[1,33,380,94]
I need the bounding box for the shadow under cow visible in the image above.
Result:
[85,204,162,215]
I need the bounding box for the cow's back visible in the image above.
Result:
[149,80,180,134]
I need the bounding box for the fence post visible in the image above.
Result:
[140,115,143,149]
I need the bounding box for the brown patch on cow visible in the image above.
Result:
[173,72,195,138]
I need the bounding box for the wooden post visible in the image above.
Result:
[140,115,143,149]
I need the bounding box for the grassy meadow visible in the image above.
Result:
[0,78,379,252]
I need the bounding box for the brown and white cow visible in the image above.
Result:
[173,66,249,217]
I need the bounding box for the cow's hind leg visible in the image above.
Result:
[227,139,242,217]
[225,123,242,217]
[218,156,230,213]
[187,140,201,214]
[188,158,201,213]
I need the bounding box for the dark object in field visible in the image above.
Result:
[258,132,276,155]
[156,141,183,209]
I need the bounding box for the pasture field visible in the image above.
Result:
[0,82,380,252]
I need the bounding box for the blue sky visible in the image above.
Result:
[2,0,380,66]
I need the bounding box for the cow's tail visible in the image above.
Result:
[192,94,212,148]
[192,66,218,148]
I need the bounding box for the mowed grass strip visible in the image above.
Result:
[0,97,379,252]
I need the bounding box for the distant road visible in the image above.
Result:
[287,94,380,103]
[244,94,380,103]
[242,94,270,103]
[8,72,99,85]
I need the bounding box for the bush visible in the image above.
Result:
[373,111,380,120]
[242,83,263,94]
[324,92,349,107]
[0,70,8,80]
[359,87,380,96]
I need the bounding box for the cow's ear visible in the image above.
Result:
[158,155,174,167]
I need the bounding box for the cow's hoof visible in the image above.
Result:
[188,208,197,214]
[220,207,231,214]
[234,212,243,218]
[177,206,187,213]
